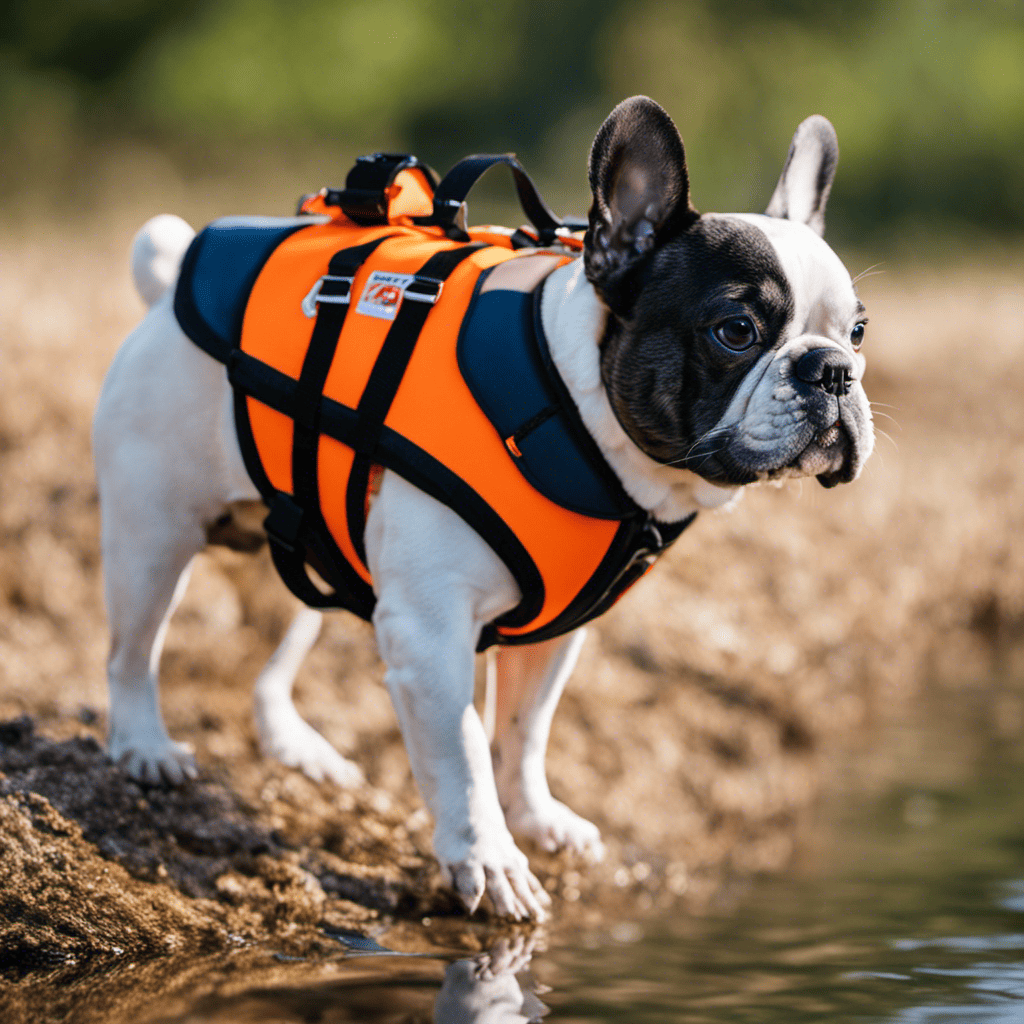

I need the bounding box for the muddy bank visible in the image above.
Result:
[0,716,459,974]
[2,218,1024,984]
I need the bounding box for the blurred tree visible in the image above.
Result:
[0,0,202,83]
[1,0,1022,246]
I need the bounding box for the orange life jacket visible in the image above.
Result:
[174,153,695,648]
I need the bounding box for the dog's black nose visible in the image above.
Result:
[795,348,855,396]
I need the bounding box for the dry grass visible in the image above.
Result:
[1,209,1023,925]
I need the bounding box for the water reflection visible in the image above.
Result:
[434,937,547,1023]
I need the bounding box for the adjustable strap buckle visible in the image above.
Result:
[301,274,354,318]
[623,519,665,574]
[402,276,444,305]
[636,520,664,560]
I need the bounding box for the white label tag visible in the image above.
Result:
[356,270,415,320]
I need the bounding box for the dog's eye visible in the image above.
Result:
[712,316,759,351]
[851,322,866,349]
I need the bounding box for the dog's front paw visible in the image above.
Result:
[256,707,365,789]
[438,829,551,922]
[507,797,606,862]
[109,731,198,787]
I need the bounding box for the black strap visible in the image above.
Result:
[418,154,581,244]
[265,235,393,607]
[530,277,643,518]
[230,365,379,616]
[345,242,487,563]
[347,243,486,459]
[292,236,393,434]
[228,348,547,629]
[263,494,339,609]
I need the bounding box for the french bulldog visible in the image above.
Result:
[92,96,872,921]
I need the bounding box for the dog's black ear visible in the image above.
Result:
[765,115,838,237]
[585,96,698,313]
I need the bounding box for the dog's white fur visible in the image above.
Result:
[95,134,867,920]
[702,213,873,479]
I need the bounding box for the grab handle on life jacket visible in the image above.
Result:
[303,152,440,225]
[303,150,585,244]
[415,153,587,244]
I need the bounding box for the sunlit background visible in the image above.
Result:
[3,0,1023,253]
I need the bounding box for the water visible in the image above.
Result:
[547,706,1024,1023]
[12,701,1024,1023]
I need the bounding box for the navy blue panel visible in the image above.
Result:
[516,411,622,518]
[458,286,626,520]
[459,291,547,434]
[175,216,314,362]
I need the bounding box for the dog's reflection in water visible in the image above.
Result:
[434,935,548,1024]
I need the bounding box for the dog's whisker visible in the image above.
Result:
[853,262,886,284]
[870,410,902,429]
[669,440,730,469]
[874,426,899,454]
[665,426,732,468]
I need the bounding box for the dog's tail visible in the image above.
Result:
[130,214,195,307]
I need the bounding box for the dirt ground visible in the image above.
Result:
[2,208,1024,993]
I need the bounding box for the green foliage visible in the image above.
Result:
[600,0,1024,241]
[2,0,1022,245]
[132,0,522,139]
[0,0,202,83]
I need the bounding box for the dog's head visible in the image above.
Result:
[584,96,873,488]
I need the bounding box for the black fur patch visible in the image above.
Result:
[599,215,795,466]
[584,97,699,315]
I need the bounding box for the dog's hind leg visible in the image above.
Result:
[252,607,365,787]
[490,629,605,861]
[99,501,204,786]
[94,280,252,785]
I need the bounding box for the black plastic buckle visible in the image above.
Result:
[322,187,389,224]
[263,493,305,553]
[611,520,665,586]
[510,227,539,249]
[629,520,664,571]
[323,153,436,226]
[403,276,444,305]
[413,197,470,241]
[316,274,354,304]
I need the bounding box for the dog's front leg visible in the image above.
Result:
[489,631,604,861]
[367,475,550,920]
